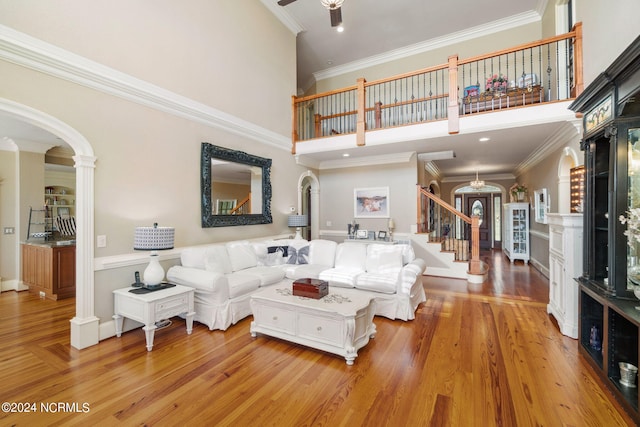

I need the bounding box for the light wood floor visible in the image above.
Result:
[0,250,636,426]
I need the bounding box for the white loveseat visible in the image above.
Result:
[166,239,426,331]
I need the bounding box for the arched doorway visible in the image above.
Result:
[0,98,98,349]
[453,183,505,250]
[297,171,319,240]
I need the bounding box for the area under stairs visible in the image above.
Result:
[408,233,486,282]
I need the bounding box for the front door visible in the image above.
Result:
[467,195,491,249]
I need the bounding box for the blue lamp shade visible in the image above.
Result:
[134,223,175,251]
[287,214,308,227]
[134,223,174,287]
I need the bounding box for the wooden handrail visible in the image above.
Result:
[417,185,482,276]
[291,23,583,149]
[418,186,471,223]
[230,193,251,215]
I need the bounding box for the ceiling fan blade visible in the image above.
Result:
[277,0,297,6]
[330,7,342,27]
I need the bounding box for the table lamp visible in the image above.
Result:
[288,214,308,240]
[134,223,174,288]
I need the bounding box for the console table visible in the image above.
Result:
[113,284,195,351]
[462,85,543,114]
[250,286,376,365]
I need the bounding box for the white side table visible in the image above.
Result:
[113,284,195,351]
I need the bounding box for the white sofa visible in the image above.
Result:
[166,239,426,331]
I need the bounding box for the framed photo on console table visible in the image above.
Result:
[354,187,389,218]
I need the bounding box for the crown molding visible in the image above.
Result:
[260,0,305,35]
[314,11,541,82]
[0,24,290,152]
[423,161,441,180]
[514,119,582,175]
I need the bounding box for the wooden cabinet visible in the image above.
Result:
[570,36,640,424]
[502,203,529,264]
[547,213,583,338]
[21,243,75,300]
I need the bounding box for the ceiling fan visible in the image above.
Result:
[277,0,344,27]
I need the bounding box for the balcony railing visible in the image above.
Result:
[291,23,583,152]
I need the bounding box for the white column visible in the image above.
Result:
[70,154,99,349]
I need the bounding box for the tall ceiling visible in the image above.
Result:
[266,0,545,90]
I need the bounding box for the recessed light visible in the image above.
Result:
[336,26,344,33]
[343,153,350,157]
[479,137,490,142]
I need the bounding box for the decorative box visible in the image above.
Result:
[293,278,328,299]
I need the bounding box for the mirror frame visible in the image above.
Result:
[201,143,272,227]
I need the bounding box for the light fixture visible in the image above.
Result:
[479,137,490,142]
[320,0,343,27]
[134,223,175,288]
[470,171,485,190]
[336,25,344,33]
[288,214,308,240]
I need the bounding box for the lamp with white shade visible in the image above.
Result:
[288,214,308,240]
[134,223,174,288]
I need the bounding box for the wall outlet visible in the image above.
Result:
[39,291,45,299]
[97,235,107,248]
[326,220,332,226]
[3,227,14,235]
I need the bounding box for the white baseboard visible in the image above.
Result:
[1,279,28,292]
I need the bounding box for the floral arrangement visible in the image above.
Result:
[486,74,508,91]
[510,182,527,197]
[619,208,640,248]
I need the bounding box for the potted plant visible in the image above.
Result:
[510,183,527,202]
[485,73,509,93]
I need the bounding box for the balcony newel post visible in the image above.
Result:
[357,77,366,146]
[448,54,459,134]
[572,22,584,97]
[291,95,298,155]
[469,215,481,275]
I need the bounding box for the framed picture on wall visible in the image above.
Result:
[354,187,390,218]
[534,188,548,224]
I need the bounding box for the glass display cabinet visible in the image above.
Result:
[502,203,529,264]
[570,36,640,423]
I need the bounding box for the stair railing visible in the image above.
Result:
[417,185,482,275]
[230,193,251,215]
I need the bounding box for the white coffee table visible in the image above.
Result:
[113,284,195,351]
[250,286,376,365]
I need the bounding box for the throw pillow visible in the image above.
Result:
[226,241,258,272]
[287,240,310,265]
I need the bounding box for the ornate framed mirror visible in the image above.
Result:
[201,143,272,227]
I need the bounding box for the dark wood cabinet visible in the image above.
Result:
[22,243,75,300]
[570,35,640,424]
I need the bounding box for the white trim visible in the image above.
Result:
[313,11,542,81]
[259,0,305,35]
[515,119,582,175]
[0,24,290,152]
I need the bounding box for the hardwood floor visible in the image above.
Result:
[0,250,636,426]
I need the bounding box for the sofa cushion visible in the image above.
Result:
[356,272,399,294]
[226,241,258,272]
[308,239,337,266]
[243,266,285,286]
[285,263,332,280]
[365,244,404,274]
[180,246,210,269]
[204,245,232,275]
[319,267,362,288]
[226,272,260,298]
[399,244,416,264]
[335,243,367,269]
[287,240,310,265]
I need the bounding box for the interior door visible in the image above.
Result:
[467,195,491,249]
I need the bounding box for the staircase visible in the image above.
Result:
[416,185,488,283]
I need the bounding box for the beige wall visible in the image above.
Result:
[319,158,418,237]
[0,1,303,318]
